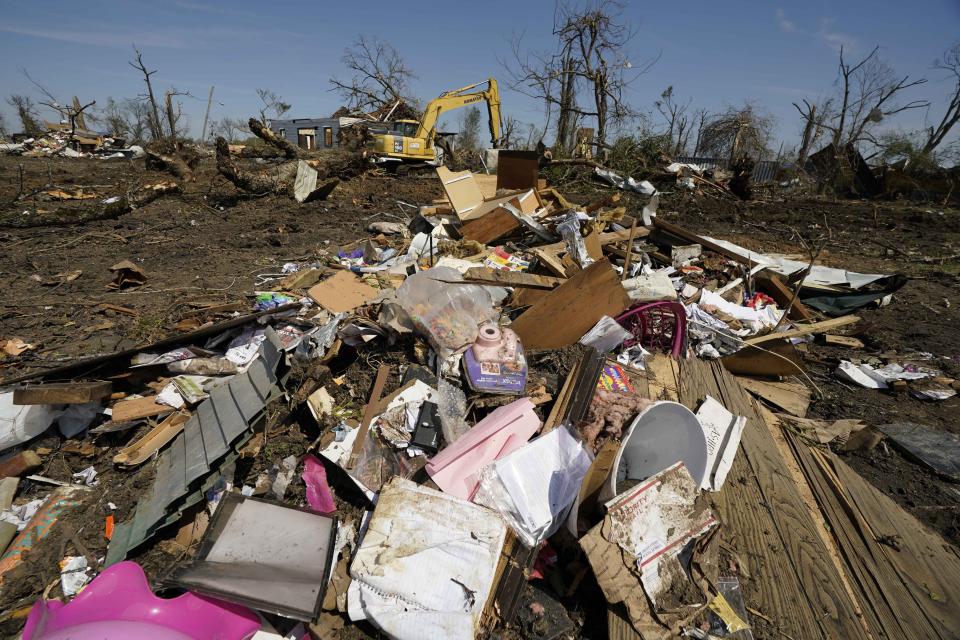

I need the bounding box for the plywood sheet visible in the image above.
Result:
[510,259,630,350]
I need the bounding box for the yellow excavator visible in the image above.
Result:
[369,78,502,173]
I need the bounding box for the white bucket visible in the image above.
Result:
[602,401,708,502]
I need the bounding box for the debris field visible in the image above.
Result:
[1,143,960,640]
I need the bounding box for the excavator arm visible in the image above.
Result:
[415,77,502,149]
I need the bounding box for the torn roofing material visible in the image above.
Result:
[106,328,287,565]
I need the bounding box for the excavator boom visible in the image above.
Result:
[368,77,503,169]
[415,77,502,148]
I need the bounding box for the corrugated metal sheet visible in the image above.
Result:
[675,155,781,183]
[106,329,287,565]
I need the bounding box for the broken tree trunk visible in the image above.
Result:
[216,137,297,194]
[248,117,300,160]
[145,149,194,181]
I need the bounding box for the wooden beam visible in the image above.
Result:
[347,365,390,469]
[653,219,759,267]
[744,316,860,346]
[13,381,112,405]
[463,267,564,290]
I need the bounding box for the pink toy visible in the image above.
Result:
[23,561,261,640]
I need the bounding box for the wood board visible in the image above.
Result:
[736,377,811,417]
[785,430,960,639]
[510,259,630,350]
[642,355,870,640]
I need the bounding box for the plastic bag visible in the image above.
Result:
[395,267,496,359]
[475,425,592,547]
[557,212,592,268]
[437,377,470,444]
[0,392,60,453]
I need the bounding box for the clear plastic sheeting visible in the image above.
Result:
[475,426,592,547]
[436,377,470,444]
[395,267,497,358]
[557,212,593,268]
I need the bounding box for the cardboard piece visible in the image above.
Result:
[113,411,191,467]
[426,397,541,500]
[511,259,631,350]
[695,396,746,492]
[437,166,485,219]
[308,272,379,314]
[348,477,507,640]
[736,377,811,417]
[496,150,539,190]
[107,260,147,290]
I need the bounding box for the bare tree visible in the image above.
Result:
[6,95,43,137]
[211,117,250,143]
[329,36,417,113]
[699,103,775,162]
[655,86,692,156]
[0,111,8,140]
[801,46,929,151]
[256,89,291,124]
[501,115,521,149]
[503,0,657,153]
[129,47,164,141]
[690,107,709,156]
[793,98,834,165]
[923,42,960,154]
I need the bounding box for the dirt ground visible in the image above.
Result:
[1,155,959,633]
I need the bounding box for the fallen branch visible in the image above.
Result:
[216,137,296,194]
[145,149,194,181]
[249,117,300,160]
[0,182,180,228]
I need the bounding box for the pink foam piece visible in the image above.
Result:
[23,561,261,640]
[302,454,336,515]
[426,397,541,500]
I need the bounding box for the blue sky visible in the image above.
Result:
[2,0,958,152]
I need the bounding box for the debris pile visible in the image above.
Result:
[4,159,960,640]
[1,125,144,160]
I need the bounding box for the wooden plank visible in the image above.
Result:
[13,381,112,405]
[459,207,521,244]
[820,334,865,348]
[786,431,960,639]
[346,365,390,469]
[111,396,175,422]
[661,356,870,640]
[463,267,564,290]
[653,219,760,267]
[736,377,811,417]
[744,315,860,346]
[510,259,631,350]
[755,272,815,322]
[531,247,568,277]
[536,228,650,257]
[113,411,191,467]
